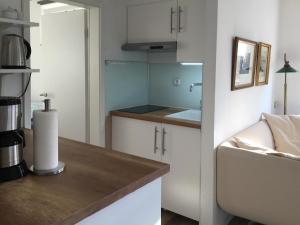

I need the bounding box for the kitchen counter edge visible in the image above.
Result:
[110,110,201,129]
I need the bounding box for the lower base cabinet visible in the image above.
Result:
[112,116,201,221]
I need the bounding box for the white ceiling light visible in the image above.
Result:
[41,2,67,10]
[180,63,203,66]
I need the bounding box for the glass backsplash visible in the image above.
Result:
[149,63,202,109]
[105,61,202,113]
[104,61,149,113]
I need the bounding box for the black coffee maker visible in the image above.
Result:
[0,97,28,182]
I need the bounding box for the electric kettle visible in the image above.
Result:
[1,34,32,69]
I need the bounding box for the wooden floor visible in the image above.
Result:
[162,210,198,225]
[228,217,263,225]
[161,210,263,225]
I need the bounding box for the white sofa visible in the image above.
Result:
[217,120,300,225]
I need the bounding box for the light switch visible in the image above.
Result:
[273,101,280,109]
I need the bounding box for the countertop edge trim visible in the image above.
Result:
[111,111,201,129]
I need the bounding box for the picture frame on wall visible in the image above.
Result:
[231,37,257,91]
[256,42,271,86]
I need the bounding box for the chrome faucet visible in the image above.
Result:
[189,83,202,92]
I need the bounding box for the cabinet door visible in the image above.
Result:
[177,0,205,62]
[161,124,201,221]
[112,116,161,161]
[127,0,177,43]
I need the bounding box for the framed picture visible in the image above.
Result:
[256,42,271,85]
[231,37,257,91]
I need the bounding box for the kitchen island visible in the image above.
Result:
[0,130,169,225]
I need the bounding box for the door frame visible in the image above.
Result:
[24,0,105,146]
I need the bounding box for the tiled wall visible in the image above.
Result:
[105,62,202,112]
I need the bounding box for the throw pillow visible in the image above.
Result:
[263,113,300,156]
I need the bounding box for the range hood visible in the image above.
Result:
[122,41,177,52]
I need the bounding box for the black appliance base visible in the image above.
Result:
[0,160,28,182]
[118,105,168,114]
[1,65,27,69]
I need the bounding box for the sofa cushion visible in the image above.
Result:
[263,113,300,156]
[234,137,272,151]
[234,137,300,161]
[233,120,275,149]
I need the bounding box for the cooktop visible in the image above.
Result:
[118,105,168,114]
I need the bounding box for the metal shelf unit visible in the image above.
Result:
[0,17,39,27]
[0,69,40,74]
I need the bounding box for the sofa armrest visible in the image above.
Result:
[217,146,300,225]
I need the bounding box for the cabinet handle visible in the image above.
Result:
[170,7,176,33]
[178,6,184,32]
[154,126,159,153]
[162,128,167,155]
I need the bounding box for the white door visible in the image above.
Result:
[177,0,205,62]
[127,0,178,43]
[112,116,162,161]
[161,124,201,221]
[32,9,87,142]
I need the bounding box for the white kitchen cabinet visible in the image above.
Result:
[161,124,200,221]
[112,116,201,221]
[127,0,205,62]
[176,0,205,62]
[127,0,178,43]
[112,116,161,161]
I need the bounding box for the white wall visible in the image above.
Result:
[199,0,219,224]
[200,0,280,225]
[215,0,280,145]
[31,8,87,142]
[30,1,87,142]
[273,0,300,115]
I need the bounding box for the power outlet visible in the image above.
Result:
[173,78,181,87]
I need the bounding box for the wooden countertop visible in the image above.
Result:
[0,130,169,225]
[111,108,201,129]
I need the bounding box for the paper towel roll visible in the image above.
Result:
[33,110,58,171]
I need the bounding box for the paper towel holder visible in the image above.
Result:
[29,161,65,176]
[44,98,51,112]
[30,98,65,176]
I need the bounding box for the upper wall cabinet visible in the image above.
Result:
[127,0,178,43]
[127,0,205,62]
[176,0,205,62]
